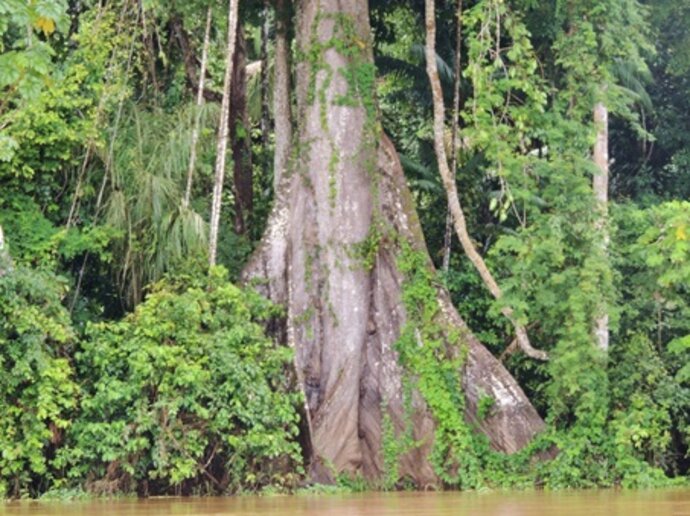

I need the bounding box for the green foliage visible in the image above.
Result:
[476,392,495,421]
[59,267,302,495]
[0,0,68,113]
[637,201,690,290]
[0,265,78,498]
[0,0,102,182]
[0,196,116,269]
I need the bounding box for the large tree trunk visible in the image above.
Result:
[242,0,543,486]
[593,101,609,352]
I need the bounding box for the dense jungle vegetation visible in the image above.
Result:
[0,0,689,499]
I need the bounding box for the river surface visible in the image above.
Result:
[3,490,690,515]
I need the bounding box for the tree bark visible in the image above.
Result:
[593,101,609,351]
[273,0,292,191]
[183,7,212,208]
[242,0,544,485]
[425,0,547,362]
[230,26,253,235]
[209,0,239,266]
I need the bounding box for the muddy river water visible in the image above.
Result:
[3,489,690,515]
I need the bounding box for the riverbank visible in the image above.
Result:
[4,489,690,515]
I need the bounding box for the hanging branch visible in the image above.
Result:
[183,7,213,208]
[425,0,547,361]
[442,0,463,273]
[208,0,240,266]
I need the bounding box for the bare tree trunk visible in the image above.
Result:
[209,0,239,266]
[593,101,609,351]
[273,0,292,191]
[183,7,212,208]
[425,0,547,361]
[442,0,463,274]
[243,0,544,486]
[230,26,253,235]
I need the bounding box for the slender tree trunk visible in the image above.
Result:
[243,0,544,485]
[183,7,212,208]
[273,0,292,191]
[425,0,547,361]
[209,0,239,266]
[593,101,609,351]
[442,0,463,273]
[0,225,10,277]
[230,26,253,235]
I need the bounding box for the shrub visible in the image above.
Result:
[59,267,302,495]
[0,267,78,498]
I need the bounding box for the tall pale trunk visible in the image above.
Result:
[243,0,544,485]
[425,0,547,361]
[209,0,239,266]
[593,101,609,351]
[183,7,212,208]
[273,0,292,191]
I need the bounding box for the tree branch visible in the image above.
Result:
[425,0,547,361]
